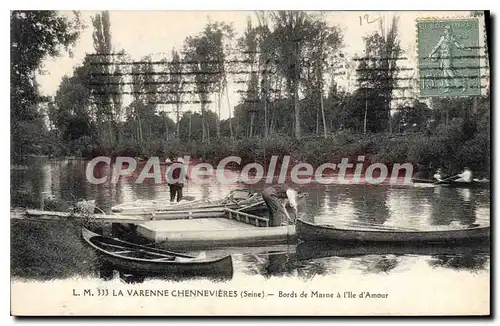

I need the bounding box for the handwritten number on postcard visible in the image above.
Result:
[359,14,382,26]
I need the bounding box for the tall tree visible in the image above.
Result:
[129,56,159,143]
[110,51,124,144]
[300,17,343,138]
[204,22,234,138]
[355,15,401,133]
[53,68,94,140]
[237,18,259,137]
[130,61,144,142]
[90,11,115,144]
[183,35,212,143]
[183,21,234,142]
[167,49,185,138]
[270,11,311,139]
[11,10,82,156]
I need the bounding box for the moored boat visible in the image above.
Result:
[296,219,490,244]
[81,228,234,278]
[111,189,308,218]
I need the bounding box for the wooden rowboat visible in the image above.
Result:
[82,228,233,278]
[296,219,490,244]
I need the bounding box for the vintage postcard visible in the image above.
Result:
[10,9,491,316]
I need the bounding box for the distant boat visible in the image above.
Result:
[81,227,233,278]
[296,219,490,244]
[411,178,490,189]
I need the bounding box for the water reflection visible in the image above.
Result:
[97,261,232,283]
[427,254,490,272]
[353,255,400,274]
[265,253,297,278]
[11,158,490,228]
[430,187,479,226]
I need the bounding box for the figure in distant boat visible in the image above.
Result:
[262,184,298,227]
[167,157,189,202]
[433,168,444,182]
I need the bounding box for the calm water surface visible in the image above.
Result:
[11,157,491,282]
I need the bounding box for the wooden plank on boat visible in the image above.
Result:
[225,208,269,227]
[20,209,148,224]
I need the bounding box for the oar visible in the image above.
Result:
[98,241,177,259]
[236,200,265,212]
[433,174,460,185]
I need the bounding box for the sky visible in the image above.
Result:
[35,10,481,119]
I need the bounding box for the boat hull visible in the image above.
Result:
[82,228,234,279]
[296,219,490,244]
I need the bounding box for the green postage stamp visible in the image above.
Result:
[417,18,481,97]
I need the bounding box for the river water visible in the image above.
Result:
[11,157,491,283]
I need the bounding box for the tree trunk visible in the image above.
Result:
[225,78,233,139]
[387,97,392,134]
[165,116,169,142]
[320,91,327,138]
[249,113,255,138]
[363,88,368,134]
[216,92,221,138]
[108,120,113,146]
[264,95,268,138]
[137,108,143,143]
[472,96,478,116]
[188,113,192,141]
[263,65,268,139]
[293,42,300,139]
[316,106,320,135]
[176,103,181,138]
[294,87,300,139]
[201,103,206,142]
[206,117,210,143]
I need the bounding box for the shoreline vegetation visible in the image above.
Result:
[13,125,491,179]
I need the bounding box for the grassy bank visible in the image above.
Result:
[11,219,99,280]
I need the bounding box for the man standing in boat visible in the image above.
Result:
[262,184,298,227]
[167,157,189,202]
[433,168,444,182]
